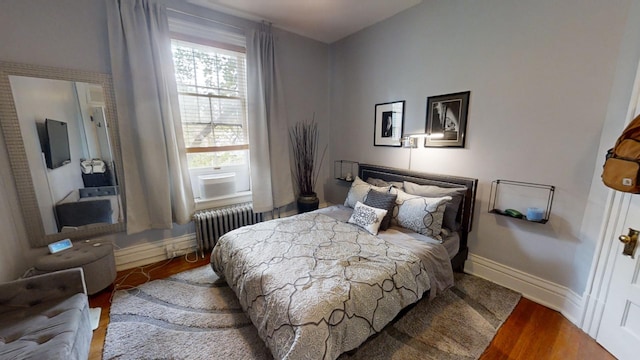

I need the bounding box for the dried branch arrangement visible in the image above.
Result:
[289,118,327,196]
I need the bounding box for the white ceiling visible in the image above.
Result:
[187,0,423,44]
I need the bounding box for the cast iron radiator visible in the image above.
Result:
[193,203,263,256]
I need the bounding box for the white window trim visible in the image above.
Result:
[167,16,245,49]
[169,15,251,209]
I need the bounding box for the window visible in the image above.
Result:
[170,35,251,202]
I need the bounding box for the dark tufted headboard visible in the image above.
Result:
[358,163,478,271]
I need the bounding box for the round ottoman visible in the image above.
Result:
[35,240,116,295]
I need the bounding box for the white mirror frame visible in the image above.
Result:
[0,61,126,247]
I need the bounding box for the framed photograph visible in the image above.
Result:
[374,100,405,147]
[425,91,470,148]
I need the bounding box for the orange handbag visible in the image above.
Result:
[602,114,640,193]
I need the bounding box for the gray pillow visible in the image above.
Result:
[366,177,404,190]
[403,181,467,231]
[364,189,397,230]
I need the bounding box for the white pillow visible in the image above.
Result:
[403,181,467,231]
[348,201,388,235]
[344,176,391,208]
[390,188,452,240]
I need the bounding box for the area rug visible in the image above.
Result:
[103,267,520,360]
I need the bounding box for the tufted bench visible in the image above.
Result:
[35,240,116,295]
[0,268,92,360]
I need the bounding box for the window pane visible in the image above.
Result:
[172,45,196,86]
[178,94,246,147]
[172,38,249,169]
[172,39,246,98]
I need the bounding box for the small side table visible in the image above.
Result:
[35,240,116,295]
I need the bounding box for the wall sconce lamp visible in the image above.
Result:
[401,133,444,169]
[401,132,444,147]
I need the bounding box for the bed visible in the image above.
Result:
[210,164,478,360]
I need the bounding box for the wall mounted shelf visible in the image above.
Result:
[488,179,555,224]
[334,160,358,182]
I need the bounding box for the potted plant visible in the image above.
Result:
[289,118,327,213]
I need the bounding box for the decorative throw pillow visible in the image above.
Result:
[390,188,452,240]
[348,201,388,235]
[364,189,397,231]
[344,176,391,208]
[403,181,467,231]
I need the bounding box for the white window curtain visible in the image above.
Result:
[246,24,294,212]
[106,0,194,234]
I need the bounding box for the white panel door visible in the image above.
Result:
[597,194,640,360]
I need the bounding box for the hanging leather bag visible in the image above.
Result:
[602,114,640,193]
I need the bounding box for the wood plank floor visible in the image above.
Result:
[88,255,615,360]
[480,297,615,360]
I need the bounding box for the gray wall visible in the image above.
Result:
[277,29,331,203]
[327,0,634,295]
[0,0,329,281]
[0,0,111,73]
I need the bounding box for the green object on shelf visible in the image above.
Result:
[503,208,523,218]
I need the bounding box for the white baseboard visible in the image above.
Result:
[582,292,607,337]
[114,234,199,271]
[465,253,584,326]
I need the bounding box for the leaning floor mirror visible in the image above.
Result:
[0,61,126,247]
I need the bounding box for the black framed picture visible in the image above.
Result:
[374,100,405,147]
[425,91,470,148]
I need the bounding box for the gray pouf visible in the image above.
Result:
[35,240,116,295]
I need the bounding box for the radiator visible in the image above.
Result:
[193,203,263,255]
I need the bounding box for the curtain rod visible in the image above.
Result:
[166,8,245,31]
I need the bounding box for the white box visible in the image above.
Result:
[199,173,236,199]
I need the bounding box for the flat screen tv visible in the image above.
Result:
[44,118,71,169]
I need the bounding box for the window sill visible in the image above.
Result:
[195,191,252,211]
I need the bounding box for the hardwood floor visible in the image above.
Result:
[89,256,615,360]
[480,298,615,360]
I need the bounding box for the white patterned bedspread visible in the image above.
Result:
[211,209,453,360]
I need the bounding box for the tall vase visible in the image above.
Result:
[297,192,319,213]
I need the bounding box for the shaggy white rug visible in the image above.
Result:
[103,267,520,360]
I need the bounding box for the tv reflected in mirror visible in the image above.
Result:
[44,118,71,169]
